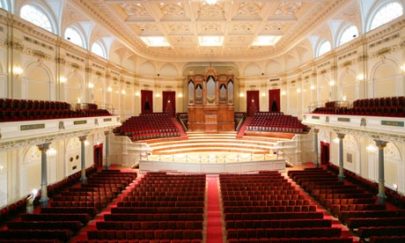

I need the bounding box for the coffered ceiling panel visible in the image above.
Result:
[83,0,348,61]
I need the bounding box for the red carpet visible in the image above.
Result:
[206,175,223,243]
[236,117,252,138]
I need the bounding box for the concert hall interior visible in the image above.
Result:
[0,0,405,242]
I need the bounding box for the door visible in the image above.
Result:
[246,90,259,116]
[141,90,153,114]
[163,91,176,116]
[93,144,103,169]
[320,141,330,165]
[269,89,280,112]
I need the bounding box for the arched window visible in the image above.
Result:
[20,5,53,33]
[64,27,84,48]
[0,0,10,11]
[91,42,106,58]
[369,1,403,31]
[338,25,359,46]
[317,41,331,57]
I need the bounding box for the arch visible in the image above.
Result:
[384,142,402,191]
[337,24,359,46]
[23,62,52,100]
[160,63,178,77]
[367,1,403,31]
[244,63,261,76]
[316,40,331,57]
[0,0,11,11]
[91,41,107,59]
[139,61,156,76]
[371,58,400,97]
[64,25,86,48]
[66,70,84,105]
[227,79,234,104]
[19,2,58,34]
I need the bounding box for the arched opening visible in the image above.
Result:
[20,4,55,33]
[24,64,52,100]
[368,1,403,31]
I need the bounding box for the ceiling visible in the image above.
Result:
[84,0,344,61]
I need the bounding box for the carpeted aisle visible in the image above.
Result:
[206,175,224,243]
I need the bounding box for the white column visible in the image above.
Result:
[79,135,87,183]
[104,130,110,170]
[37,142,50,207]
[375,139,387,204]
[313,128,319,167]
[337,133,345,181]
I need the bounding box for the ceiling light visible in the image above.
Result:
[204,0,218,5]
[140,36,170,47]
[252,35,282,46]
[198,36,224,46]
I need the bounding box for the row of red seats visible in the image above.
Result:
[85,173,205,242]
[288,168,405,242]
[0,98,70,110]
[114,113,181,141]
[220,172,352,242]
[0,170,136,243]
[247,113,309,134]
[312,96,405,117]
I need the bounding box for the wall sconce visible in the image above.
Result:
[261,92,266,97]
[135,91,140,97]
[121,89,126,95]
[296,88,301,93]
[281,90,286,96]
[60,76,67,84]
[356,73,364,81]
[239,92,245,97]
[401,64,405,73]
[13,66,23,76]
[310,85,315,90]
[46,148,57,156]
[107,87,112,92]
[88,82,95,89]
[366,144,377,152]
[84,140,90,146]
[342,95,347,101]
[333,138,339,144]
[329,80,335,86]
[178,93,183,98]
[77,97,81,104]
[155,93,161,98]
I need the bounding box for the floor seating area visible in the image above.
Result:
[0,98,111,122]
[312,97,405,117]
[220,171,352,242]
[83,172,205,242]
[0,170,136,243]
[114,113,181,141]
[288,168,405,243]
[247,112,309,134]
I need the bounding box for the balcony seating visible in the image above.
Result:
[247,112,309,134]
[312,96,405,117]
[114,112,181,141]
[288,168,405,241]
[0,98,111,122]
[220,172,351,242]
[0,170,136,243]
[85,173,205,242]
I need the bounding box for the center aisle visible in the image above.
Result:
[206,174,224,243]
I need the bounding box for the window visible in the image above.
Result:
[338,25,359,46]
[91,42,106,58]
[370,2,403,30]
[20,5,53,33]
[317,41,331,57]
[64,27,84,48]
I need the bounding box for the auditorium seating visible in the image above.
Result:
[0,170,136,243]
[220,171,352,242]
[84,172,205,242]
[288,168,405,242]
[247,112,309,134]
[312,96,405,117]
[0,98,111,122]
[114,113,181,141]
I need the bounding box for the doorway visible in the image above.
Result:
[163,91,176,116]
[246,90,259,116]
[269,89,280,112]
[320,141,330,165]
[93,144,103,169]
[141,90,153,114]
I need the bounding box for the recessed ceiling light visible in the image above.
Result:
[198,36,224,46]
[252,35,282,46]
[140,36,170,47]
